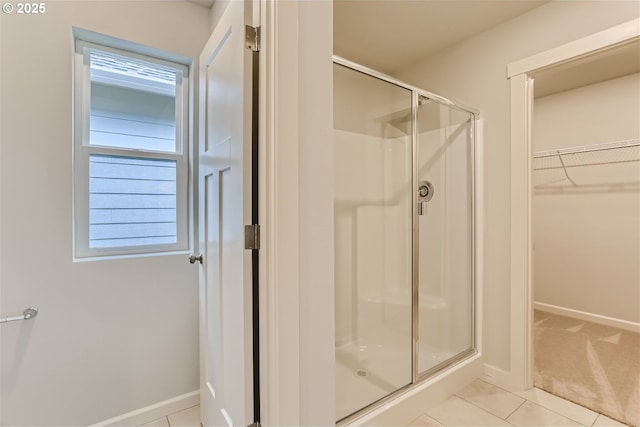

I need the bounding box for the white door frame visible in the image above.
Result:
[258,1,335,425]
[507,18,640,390]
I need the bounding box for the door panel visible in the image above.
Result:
[416,100,474,376]
[332,63,413,421]
[199,1,254,425]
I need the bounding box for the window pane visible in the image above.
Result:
[89,52,177,152]
[89,154,177,249]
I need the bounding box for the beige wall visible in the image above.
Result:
[0,2,210,424]
[533,73,640,323]
[210,0,230,30]
[395,1,640,372]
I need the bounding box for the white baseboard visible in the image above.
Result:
[534,302,640,333]
[91,390,199,427]
[483,364,512,387]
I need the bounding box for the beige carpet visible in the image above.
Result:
[534,310,640,427]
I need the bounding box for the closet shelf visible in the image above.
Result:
[533,139,640,171]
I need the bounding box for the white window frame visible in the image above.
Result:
[73,38,190,260]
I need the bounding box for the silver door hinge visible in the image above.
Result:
[245,25,260,52]
[244,224,261,250]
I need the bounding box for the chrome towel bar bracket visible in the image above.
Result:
[0,307,38,324]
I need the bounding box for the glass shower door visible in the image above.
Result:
[333,63,413,421]
[416,98,475,375]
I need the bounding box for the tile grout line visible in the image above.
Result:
[455,393,518,427]
[519,394,595,426]
[166,404,201,427]
[503,399,527,421]
[485,377,598,426]
[474,378,528,420]
[483,393,520,426]
[479,377,595,426]
[478,377,520,395]
[452,394,521,426]
[424,411,446,427]
[411,377,623,427]
[453,390,520,422]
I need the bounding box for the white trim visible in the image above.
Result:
[258,1,335,424]
[91,390,199,427]
[509,73,534,390]
[0,45,3,420]
[507,18,640,77]
[72,38,190,260]
[508,19,640,391]
[297,1,336,424]
[72,27,193,67]
[259,1,301,425]
[534,302,640,334]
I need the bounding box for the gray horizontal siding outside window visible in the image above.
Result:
[88,155,177,249]
[90,82,176,152]
[85,50,180,250]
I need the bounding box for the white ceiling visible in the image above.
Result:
[334,0,550,74]
[199,1,637,97]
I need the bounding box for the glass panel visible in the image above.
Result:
[89,154,177,248]
[333,64,413,421]
[89,51,177,153]
[416,99,474,374]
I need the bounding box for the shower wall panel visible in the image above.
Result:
[334,64,413,420]
[334,131,411,343]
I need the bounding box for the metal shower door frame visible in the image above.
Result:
[333,55,479,423]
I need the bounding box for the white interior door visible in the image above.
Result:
[198,1,255,425]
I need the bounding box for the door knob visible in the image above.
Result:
[188,254,203,264]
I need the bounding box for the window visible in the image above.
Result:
[74,39,189,259]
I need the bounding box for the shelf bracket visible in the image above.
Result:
[557,152,578,186]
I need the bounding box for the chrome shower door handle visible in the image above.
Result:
[188,254,203,264]
[418,201,426,216]
[417,181,434,216]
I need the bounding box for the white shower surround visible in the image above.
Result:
[343,119,485,427]
[334,62,484,424]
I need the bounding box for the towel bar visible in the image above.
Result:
[0,307,38,324]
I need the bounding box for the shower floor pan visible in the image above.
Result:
[336,328,455,421]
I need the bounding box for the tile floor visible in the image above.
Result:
[408,375,630,427]
[139,405,201,427]
[136,375,630,427]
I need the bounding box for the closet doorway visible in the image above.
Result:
[530,41,639,427]
[508,20,639,427]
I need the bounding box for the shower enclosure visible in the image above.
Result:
[333,58,477,422]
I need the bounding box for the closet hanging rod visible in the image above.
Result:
[533,139,640,159]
